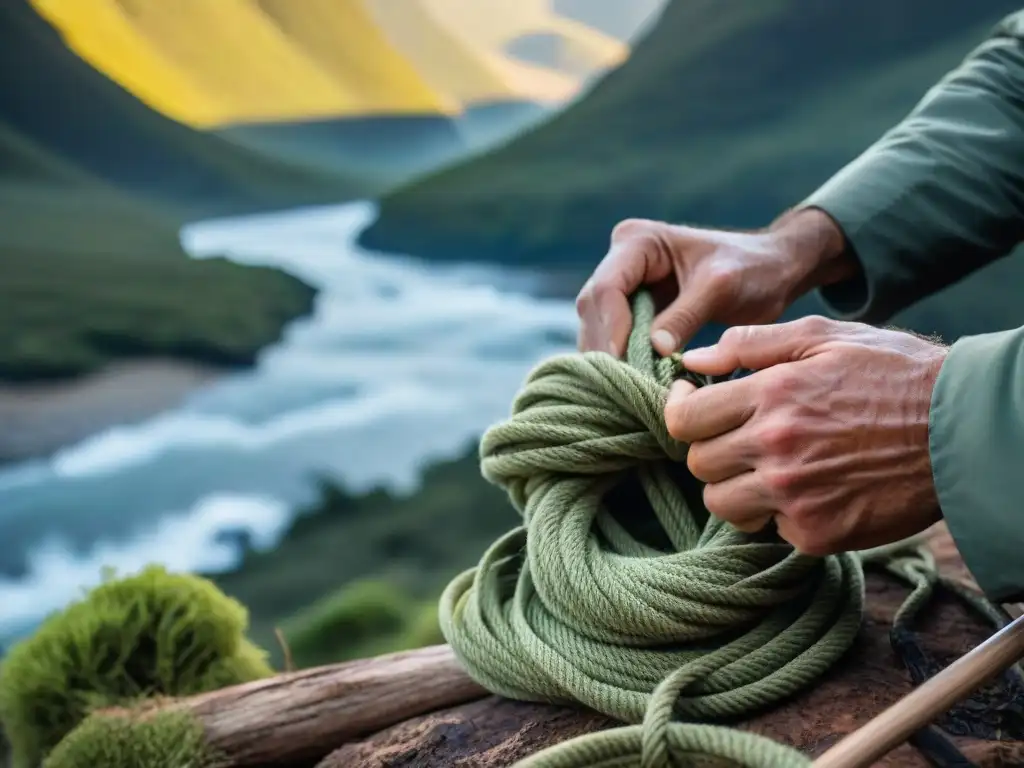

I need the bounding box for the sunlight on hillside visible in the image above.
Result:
[30,0,637,127]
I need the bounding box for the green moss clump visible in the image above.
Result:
[281,579,447,668]
[282,579,412,667]
[42,708,215,768]
[0,565,273,768]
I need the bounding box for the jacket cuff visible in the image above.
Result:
[797,193,904,326]
[930,327,1024,603]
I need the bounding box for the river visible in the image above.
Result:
[0,201,578,641]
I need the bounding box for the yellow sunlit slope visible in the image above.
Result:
[248,0,459,115]
[422,0,628,74]
[27,0,613,126]
[30,0,226,125]
[363,0,526,104]
[110,0,365,123]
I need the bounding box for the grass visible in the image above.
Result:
[0,184,316,382]
[360,1,1022,268]
[210,444,512,664]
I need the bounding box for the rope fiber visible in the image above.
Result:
[438,291,1005,767]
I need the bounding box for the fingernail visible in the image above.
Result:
[682,345,716,366]
[651,329,677,354]
[607,340,619,357]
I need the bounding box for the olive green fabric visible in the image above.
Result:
[441,291,911,767]
[800,10,1024,603]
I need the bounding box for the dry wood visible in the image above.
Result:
[321,524,1024,767]
[105,644,488,767]
[812,612,1024,768]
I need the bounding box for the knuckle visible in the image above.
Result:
[702,262,740,296]
[575,282,594,315]
[789,530,833,557]
[755,419,798,456]
[664,304,701,336]
[685,443,708,480]
[702,483,724,516]
[794,314,834,336]
[761,465,798,496]
[665,399,691,442]
[610,218,653,243]
[718,325,744,350]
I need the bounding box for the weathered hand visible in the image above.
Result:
[575,209,854,357]
[664,316,948,555]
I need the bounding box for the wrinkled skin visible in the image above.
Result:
[575,209,852,357]
[665,318,947,555]
[576,208,947,555]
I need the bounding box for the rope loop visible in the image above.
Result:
[439,290,933,767]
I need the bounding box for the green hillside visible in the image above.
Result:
[0,184,317,382]
[0,0,375,220]
[359,1,1024,339]
[0,125,317,381]
[211,445,510,659]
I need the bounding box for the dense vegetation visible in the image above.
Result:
[0,180,316,381]
[0,445,507,764]
[361,0,1024,341]
[0,566,272,768]
[211,444,510,662]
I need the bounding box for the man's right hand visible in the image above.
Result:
[575,208,856,357]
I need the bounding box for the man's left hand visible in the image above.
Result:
[664,316,948,555]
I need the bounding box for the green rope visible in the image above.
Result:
[439,291,937,767]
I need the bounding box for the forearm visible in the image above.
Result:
[795,12,1024,323]
[930,325,1024,603]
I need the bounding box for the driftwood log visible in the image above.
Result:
[115,524,1024,767]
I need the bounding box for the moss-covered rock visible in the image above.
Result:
[41,708,215,768]
[0,565,273,768]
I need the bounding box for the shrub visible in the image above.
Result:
[41,708,215,768]
[0,565,273,768]
[282,579,412,667]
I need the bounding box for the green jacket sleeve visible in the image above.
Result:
[930,328,1024,603]
[802,10,1024,324]
[798,11,1024,604]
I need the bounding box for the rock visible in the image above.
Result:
[321,525,1024,767]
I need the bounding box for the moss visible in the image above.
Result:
[281,579,414,668]
[402,600,444,650]
[0,565,273,768]
[42,708,216,768]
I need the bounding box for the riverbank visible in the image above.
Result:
[0,359,228,463]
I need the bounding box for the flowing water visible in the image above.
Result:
[0,201,577,640]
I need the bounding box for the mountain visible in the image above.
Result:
[2,0,375,218]
[358,1,1024,341]
[553,0,667,42]
[0,69,319,382]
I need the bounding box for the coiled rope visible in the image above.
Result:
[439,290,952,768]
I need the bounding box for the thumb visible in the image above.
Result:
[650,287,718,356]
[682,317,832,374]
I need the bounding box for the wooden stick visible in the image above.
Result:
[812,613,1024,768]
[102,644,488,767]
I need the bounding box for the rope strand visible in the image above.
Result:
[439,291,932,767]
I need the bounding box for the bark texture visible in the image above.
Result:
[320,524,1024,768]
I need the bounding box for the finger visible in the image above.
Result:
[682,315,837,374]
[665,376,755,443]
[686,429,757,484]
[650,285,720,356]
[703,471,775,533]
[586,234,674,357]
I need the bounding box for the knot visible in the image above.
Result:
[480,350,687,515]
[439,290,867,768]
